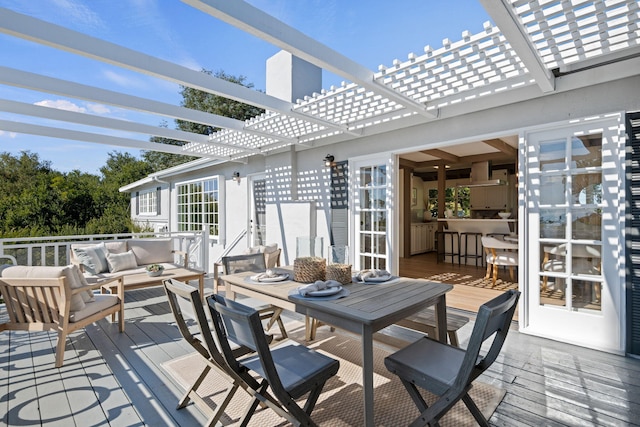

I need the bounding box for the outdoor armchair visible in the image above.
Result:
[0,265,124,367]
[208,294,340,427]
[384,289,520,427]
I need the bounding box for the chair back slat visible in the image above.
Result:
[222,253,266,274]
[455,289,519,388]
[211,297,260,352]
[0,279,64,325]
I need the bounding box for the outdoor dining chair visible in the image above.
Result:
[208,294,340,427]
[221,253,288,339]
[384,289,520,427]
[163,278,261,426]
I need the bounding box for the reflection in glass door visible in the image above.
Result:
[524,117,624,353]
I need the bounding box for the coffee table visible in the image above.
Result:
[103,267,205,299]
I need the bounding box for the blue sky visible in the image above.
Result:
[0,0,490,174]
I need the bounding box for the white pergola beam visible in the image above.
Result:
[479,0,555,93]
[0,98,264,156]
[0,66,294,145]
[181,0,437,119]
[0,8,356,137]
[0,119,195,155]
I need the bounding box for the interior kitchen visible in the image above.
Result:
[399,137,519,282]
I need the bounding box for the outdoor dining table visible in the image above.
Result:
[219,268,453,427]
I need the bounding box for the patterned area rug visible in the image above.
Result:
[163,325,505,426]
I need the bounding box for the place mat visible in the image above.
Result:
[163,325,505,426]
[287,287,350,301]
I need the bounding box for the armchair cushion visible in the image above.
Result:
[106,250,137,273]
[72,242,109,274]
[69,294,120,322]
[1,265,87,312]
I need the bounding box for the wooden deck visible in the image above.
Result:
[2,275,640,426]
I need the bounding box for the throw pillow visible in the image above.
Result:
[106,250,137,273]
[73,242,109,275]
[59,266,87,312]
[69,264,95,303]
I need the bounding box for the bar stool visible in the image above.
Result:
[460,232,483,266]
[437,231,459,264]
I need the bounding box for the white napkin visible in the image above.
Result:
[356,269,391,281]
[250,269,280,282]
[297,280,341,296]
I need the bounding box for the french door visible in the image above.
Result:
[350,155,394,272]
[522,116,625,353]
[249,175,266,246]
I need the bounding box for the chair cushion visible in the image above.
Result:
[106,250,138,273]
[384,337,466,394]
[70,294,119,323]
[72,242,109,274]
[241,342,340,398]
[127,239,173,265]
[1,265,86,312]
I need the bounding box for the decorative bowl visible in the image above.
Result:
[498,212,511,219]
[146,264,164,277]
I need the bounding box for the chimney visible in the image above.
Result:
[266,50,322,102]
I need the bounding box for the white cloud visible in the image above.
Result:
[35,99,86,113]
[0,131,18,139]
[51,0,103,28]
[102,70,146,89]
[86,104,111,114]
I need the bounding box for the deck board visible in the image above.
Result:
[2,278,640,426]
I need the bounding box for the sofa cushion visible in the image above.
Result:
[127,239,173,265]
[106,250,138,273]
[72,242,109,274]
[70,294,119,323]
[1,265,86,312]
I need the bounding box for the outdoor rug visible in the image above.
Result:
[162,325,505,426]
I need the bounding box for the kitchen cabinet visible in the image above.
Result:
[411,223,436,254]
[470,170,508,210]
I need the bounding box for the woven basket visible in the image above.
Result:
[326,263,352,285]
[293,257,326,283]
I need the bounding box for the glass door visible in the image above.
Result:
[351,156,393,271]
[249,176,266,246]
[523,117,624,353]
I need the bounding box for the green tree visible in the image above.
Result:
[142,70,264,171]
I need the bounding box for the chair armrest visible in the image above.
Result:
[98,276,125,300]
[172,250,189,268]
[213,262,223,293]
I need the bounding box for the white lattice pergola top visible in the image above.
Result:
[0,0,638,161]
[182,0,639,160]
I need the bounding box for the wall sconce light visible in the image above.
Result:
[232,171,241,182]
[323,154,335,167]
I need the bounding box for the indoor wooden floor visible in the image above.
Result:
[399,252,518,317]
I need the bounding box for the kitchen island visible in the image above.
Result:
[436,219,517,265]
[437,218,516,235]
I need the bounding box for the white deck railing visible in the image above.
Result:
[0,231,209,272]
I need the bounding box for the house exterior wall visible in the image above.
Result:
[126,75,638,353]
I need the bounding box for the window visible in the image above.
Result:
[138,188,158,215]
[177,178,219,236]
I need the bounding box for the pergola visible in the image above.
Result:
[0,0,639,164]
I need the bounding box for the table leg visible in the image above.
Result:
[361,324,374,427]
[198,274,205,302]
[434,294,448,343]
